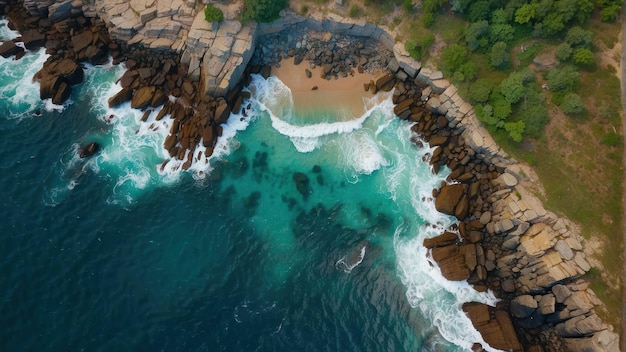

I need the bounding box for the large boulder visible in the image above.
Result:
[21,29,45,50]
[52,82,71,105]
[108,87,133,108]
[131,86,156,109]
[510,295,538,319]
[435,183,465,216]
[0,40,24,58]
[79,142,100,158]
[54,59,83,85]
[39,74,63,100]
[463,303,523,352]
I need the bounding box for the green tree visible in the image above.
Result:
[465,20,489,51]
[565,26,593,47]
[468,1,492,22]
[489,41,509,68]
[476,104,499,125]
[600,4,621,21]
[573,47,594,65]
[469,78,493,103]
[441,44,468,73]
[515,3,537,24]
[556,42,573,61]
[504,120,525,141]
[204,4,224,22]
[242,0,287,23]
[547,65,579,92]
[560,92,584,114]
[575,0,594,22]
[542,13,565,35]
[500,71,526,104]
[491,92,512,123]
[491,8,508,24]
[489,23,515,43]
[518,88,550,137]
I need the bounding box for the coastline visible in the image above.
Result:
[0,0,621,350]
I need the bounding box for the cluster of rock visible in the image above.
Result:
[2,1,619,350]
[182,11,256,96]
[412,67,619,350]
[2,3,114,104]
[251,24,394,81]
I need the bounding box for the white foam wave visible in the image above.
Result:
[0,47,50,118]
[386,126,501,351]
[0,19,20,41]
[247,74,388,153]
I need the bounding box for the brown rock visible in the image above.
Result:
[85,45,107,65]
[108,87,133,108]
[462,303,522,352]
[131,86,156,109]
[21,29,45,50]
[261,65,271,79]
[214,99,230,124]
[150,89,167,107]
[435,183,465,216]
[423,232,458,248]
[55,59,83,85]
[78,142,100,158]
[52,82,71,105]
[71,30,93,53]
[0,40,24,58]
[202,125,216,148]
[375,73,396,92]
[39,74,63,100]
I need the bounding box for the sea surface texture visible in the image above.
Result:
[0,20,499,351]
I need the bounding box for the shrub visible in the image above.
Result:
[573,47,594,66]
[349,5,363,18]
[547,65,579,92]
[560,92,584,114]
[565,26,593,47]
[556,42,573,61]
[601,131,621,146]
[204,4,224,22]
[505,120,525,142]
[469,78,493,103]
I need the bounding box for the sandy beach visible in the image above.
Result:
[271,57,385,118]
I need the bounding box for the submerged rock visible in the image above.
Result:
[78,142,99,158]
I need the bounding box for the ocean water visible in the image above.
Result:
[0,20,500,351]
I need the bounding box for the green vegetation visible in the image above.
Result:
[204,4,224,23]
[242,0,287,23]
[349,4,363,18]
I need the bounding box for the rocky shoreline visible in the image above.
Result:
[0,1,620,350]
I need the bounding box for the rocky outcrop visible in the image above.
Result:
[181,13,256,97]
[411,63,619,350]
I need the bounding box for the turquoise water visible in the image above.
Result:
[0,20,499,351]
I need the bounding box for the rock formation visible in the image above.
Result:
[4,1,620,350]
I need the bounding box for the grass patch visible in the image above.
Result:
[430,13,465,44]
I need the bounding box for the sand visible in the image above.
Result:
[270,57,384,118]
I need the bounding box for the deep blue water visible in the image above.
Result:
[0,20,500,352]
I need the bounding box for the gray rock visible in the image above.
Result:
[539,294,556,315]
[575,314,605,335]
[563,330,620,352]
[564,291,594,312]
[552,284,571,303]
[554,239,574,260]
[510,295,537,319]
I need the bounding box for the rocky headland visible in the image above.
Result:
[0,1,620,350]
